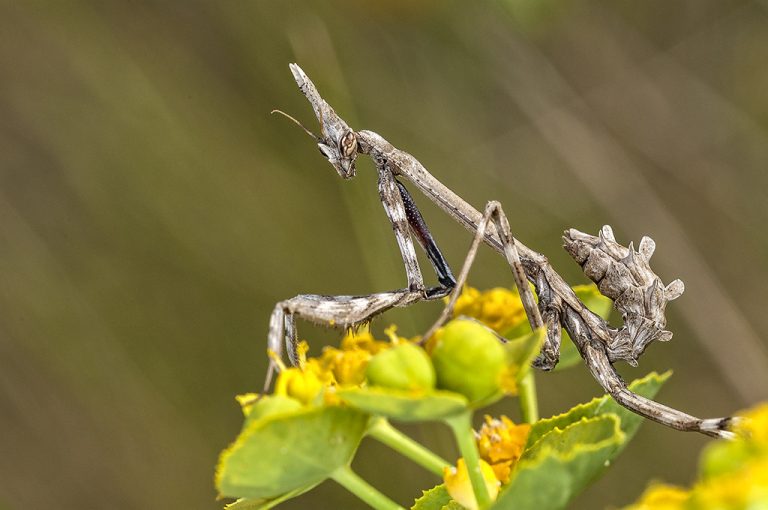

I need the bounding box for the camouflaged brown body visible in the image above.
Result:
[563,225,685,365]
[266,63,736,439]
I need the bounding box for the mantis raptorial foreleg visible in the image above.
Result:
[264,288,432,392]
[377,159,425,292]
[264,145,456,391]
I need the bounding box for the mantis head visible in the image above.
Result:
[317,128,358,179]
[287,63,359,179]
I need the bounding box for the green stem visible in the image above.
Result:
[444,410,492,509]
[518,371,539,424]
[368,417,449,476]
[331,464,406,510]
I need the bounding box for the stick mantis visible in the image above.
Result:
[266,63,736,439]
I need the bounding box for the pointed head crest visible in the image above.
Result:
[288,63,359,179]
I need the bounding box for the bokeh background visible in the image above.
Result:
[2,1,768,509]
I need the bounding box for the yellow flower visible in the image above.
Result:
[339,327,391,354]
[498,365,520,397]
[443,458,500,510]
[266,341,325,405]
[320,347,371,386]
[475,415,531,483]
[624,483,689,510]
[453,286,483,318]
[274,367,324,405]
[736,402,768,446]
[625,402,768,509]
[452,286,527,334]
[312,327,395,387]
[690,458,768,509]
[266,327,403,402]
[302,357,336,386]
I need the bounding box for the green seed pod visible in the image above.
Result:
[366,342,436,391]
[430,319,507,405]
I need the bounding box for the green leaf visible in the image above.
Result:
[224,499,264,510]
[492,415,623,510]
[487,372,671,510]
[573,283,613,320]
[240,395,303,428]
[526,370,671,447]
[523,415,619,462]
[411,484,452,510]
[572,284,613,320]
[223,484,319,510]
[338,386,468,421]
[216,406,368,499]
[504,328,545,383]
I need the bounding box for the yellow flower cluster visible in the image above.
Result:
[625,402,768,510]
[317,327,393,385]
[689,458,768,509]
[476,415,531,484]
[444,415,530,508]
[736,402,768,445]
[269,341,325,405]
[452,286,527,335]
[271,327,395,404]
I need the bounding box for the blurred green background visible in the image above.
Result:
[2,1,768,509]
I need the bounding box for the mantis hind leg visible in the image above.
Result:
[422,201,559,367]
[575,333,736,440]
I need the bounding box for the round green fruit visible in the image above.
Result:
[430,319,507,405]
[366,343,436,391]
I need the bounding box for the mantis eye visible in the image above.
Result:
[339,130,358,158]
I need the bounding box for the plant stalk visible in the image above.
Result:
[331,465,406,510]
[368,417,449,477]
[444,410,492,509]
[518,371,539,423]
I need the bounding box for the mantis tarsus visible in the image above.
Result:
[266,63,736,439]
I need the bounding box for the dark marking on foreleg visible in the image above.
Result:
[396,180,456,289]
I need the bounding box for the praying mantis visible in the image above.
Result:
[265,63,735,439]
